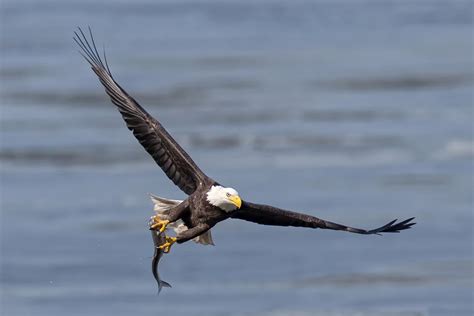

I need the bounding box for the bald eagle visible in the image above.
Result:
[74,28,415,254]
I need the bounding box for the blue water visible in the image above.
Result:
[1,1,473,315]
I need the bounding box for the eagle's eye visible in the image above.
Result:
[226,192,231,197]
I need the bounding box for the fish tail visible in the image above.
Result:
[157,280,172,294]
[160,280,172,290]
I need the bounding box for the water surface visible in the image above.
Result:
[1,1,473,315]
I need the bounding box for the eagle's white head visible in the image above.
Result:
[206,185,242,212]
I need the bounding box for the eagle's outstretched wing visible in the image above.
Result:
[231,201,415,235]
[74,27,209,195]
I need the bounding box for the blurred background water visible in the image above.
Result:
[1,0,473,315]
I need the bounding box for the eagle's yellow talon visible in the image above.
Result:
[158,220,170,233]
[150,217,170,233]
[159,236,177,253]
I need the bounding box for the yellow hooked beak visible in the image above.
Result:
[229,195,242,209]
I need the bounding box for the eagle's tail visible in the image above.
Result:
[149,194,215,246]
[150,194,183,216]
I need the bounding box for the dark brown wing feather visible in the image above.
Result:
[231,201,416,235]
[74,27,209,195]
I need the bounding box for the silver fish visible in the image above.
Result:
[151,230,172,293]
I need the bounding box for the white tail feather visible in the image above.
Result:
[149,194,214,246]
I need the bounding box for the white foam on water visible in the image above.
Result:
[435,140,474,160]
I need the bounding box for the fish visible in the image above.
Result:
[150,229,172,293]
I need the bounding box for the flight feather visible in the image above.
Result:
[74,27,208,195]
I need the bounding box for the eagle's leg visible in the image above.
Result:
[166,202,189,222]
[155,223,210,254]
[150,201,189,233]
[176,223,211,244]
[158,236,177,253]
